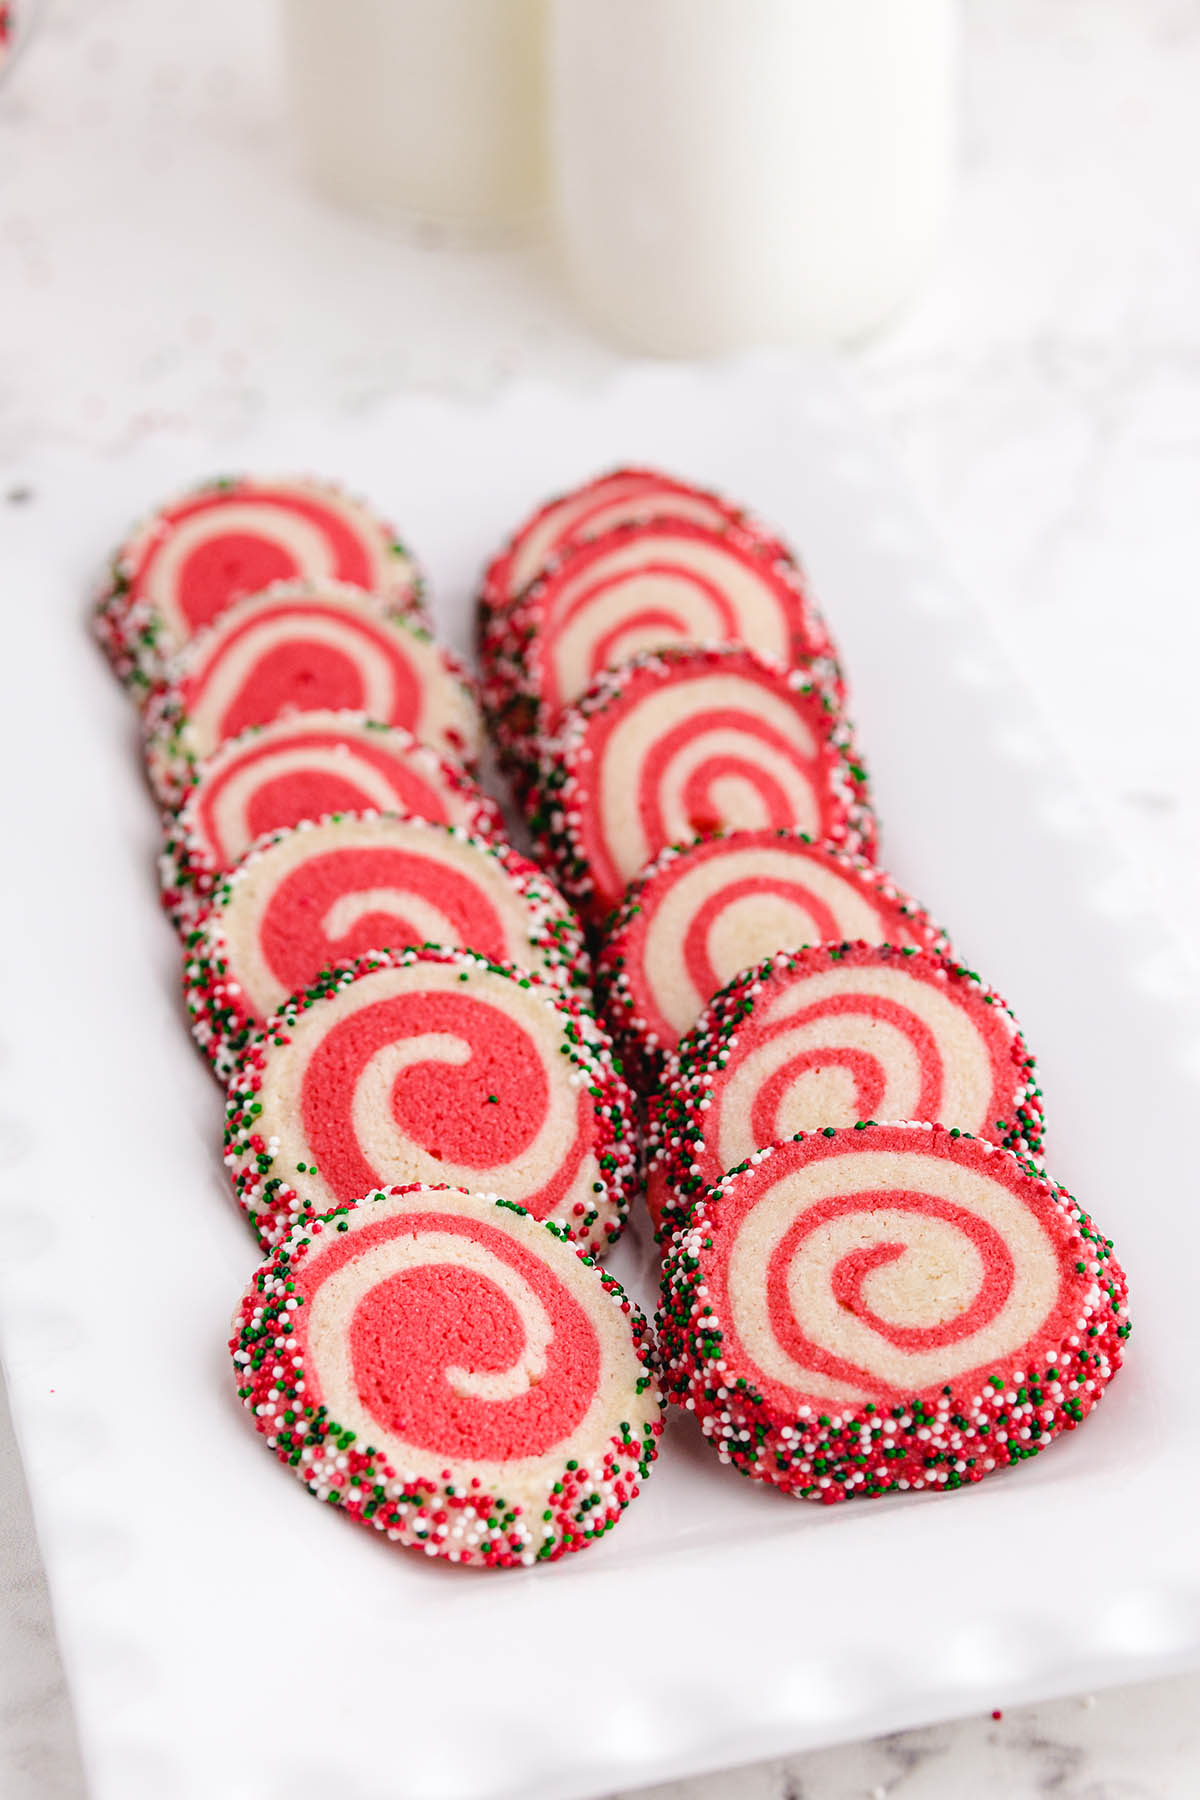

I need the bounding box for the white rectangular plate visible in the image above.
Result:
[1,361,1197,1800]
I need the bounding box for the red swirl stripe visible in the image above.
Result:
[647,946,1043,1235]
[596,833,948,1087]
[751,1048,886,1143]
[764,1190,1018,1395]
[746,996,945,1147]
[258,845,509,996]
[134,486,378,636]
[696,1131,1081,1417]
[542,476,654,549]
[641,708,817,847]
[294,1207,600,1461]
[486,470,746,610]
[184,602,421,744]
[536,476,713,566]
[299,991,591,1216]
[548,560,742,717]
[487,526,838,784]
[241,763,403,839]
[194,728,457,862]
[684,876,857,1002]
[657,1126,1126,1503]
[494,472,655,604]
[589,608,693,670]
[558,652,869,922]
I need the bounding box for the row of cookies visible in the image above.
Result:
[477,467,1129,1504]
[94,475,663,1566]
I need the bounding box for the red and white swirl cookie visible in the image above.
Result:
[143,579,482,806]
[597,829,949,1084]
[532,647,875,924]
[186,814,590,1079]
[231,1184,664,1567]
[224,946,636,1254]
[480,466,791,625]
[481,517,838,775]
[658,1123,1129,1502]
[159,711,503,928]
[648,945,1045,1237]
[95,475,421,698]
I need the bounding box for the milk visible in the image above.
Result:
[282,0,548,239]
[550,0,959,352]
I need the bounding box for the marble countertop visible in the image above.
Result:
[2,1,1198,1795]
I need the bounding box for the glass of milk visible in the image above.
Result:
[550,0,960,352]
[281,0,549,240]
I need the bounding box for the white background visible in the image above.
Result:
[1,1,1198,1796]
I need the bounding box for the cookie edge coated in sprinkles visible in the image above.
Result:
[646,940,1048,1239]
[158,711,505,931]
[595,827,947,1086]
[140,577,484,807]
[479,511,842,776]
[183,811,593,1081]
[476,464,797,634]
[656,1121,1129,1504]
[94,473,426,701]
[230,1182,664,1568]
[222,943,638,1257]
[528,645,876,921]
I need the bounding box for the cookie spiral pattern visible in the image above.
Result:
[648,945,1044,1236]
[481,517,838,771]
[598,828,949,1082]
[187,814,589,1079]
[479,466,785,624]
[533,647,874,923]
[225,946,635,1254]
[143,580,482,805]
[658,1124,1128,1503]
[230,1185,663,1567]
[95,475,420,697]
[160,711,503,928]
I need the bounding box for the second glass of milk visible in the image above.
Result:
[550,0,960,352]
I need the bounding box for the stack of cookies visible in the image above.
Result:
[478,467,1129,1507]
[94,474,663,1568]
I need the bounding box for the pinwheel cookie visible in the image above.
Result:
[186,814,589,1079]
[160,711,503,928]
[481,515,837,777]
[224,946,636,1255]
[231,1184,663,1567]
[96,475,421,698]
[532,647,873,924]
[479,465,791,625]
[597,828,948,1084]
[143,579,482,805]
[658,1123,1128,1503]
[648,944,1045,1237]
